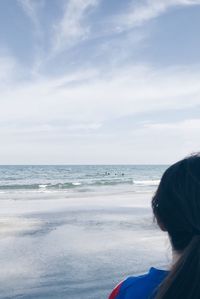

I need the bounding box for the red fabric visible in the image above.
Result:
[109,282,123,299]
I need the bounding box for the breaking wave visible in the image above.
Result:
[0,179,160,190]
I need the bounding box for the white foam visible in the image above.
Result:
[39,184,48,188]
[72,182,81,186]
[133,180,160,186]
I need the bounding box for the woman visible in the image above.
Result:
[109,154,200,299]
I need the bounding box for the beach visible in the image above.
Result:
[0,166,170,299]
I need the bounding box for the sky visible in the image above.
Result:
[0,0,200,164]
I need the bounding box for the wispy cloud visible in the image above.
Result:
[1,64,200,125]
[1,1,200,163]
[17,0,42,36]
[17,0,45,74]
[112,0,200,33]
[0,56,16,83]
[17,0,200,72]
[0,61,200,163]
[143,118,200,131]
[51,0,99,54]
[0,53,23,87]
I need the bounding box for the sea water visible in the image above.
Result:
[0,165,166,193]
[0,165,170,299]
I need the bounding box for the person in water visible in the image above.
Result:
[109,154,200,299]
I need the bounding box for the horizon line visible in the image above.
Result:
[0,163,170,166]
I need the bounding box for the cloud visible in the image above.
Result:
[51,0,99,54]
[17,0,200,73]
[1,64,200,129]
[0,56,16,83]
[1,1,200,163]
[0,53,23,87]
[129,118,200,163]
[144,118,200,131]
[17,0,45,74]
[0,62,200,163]
[17,0,42,35]
[112,0,200,33]
[51,0,200,48]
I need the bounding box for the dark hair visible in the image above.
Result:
[152,154,200,299]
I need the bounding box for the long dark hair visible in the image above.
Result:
[152,154,200,299]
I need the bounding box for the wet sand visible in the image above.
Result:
[0,191,170,299]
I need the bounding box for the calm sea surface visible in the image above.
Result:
[0,165,170,299]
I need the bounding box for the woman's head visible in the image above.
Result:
[152,154,200,251]
[152,154,200,299]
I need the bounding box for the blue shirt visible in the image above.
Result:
[109,267,169,299]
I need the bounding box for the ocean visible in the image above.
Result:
[0,165,171,299]
[0,165,166,193]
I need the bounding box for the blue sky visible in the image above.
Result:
[0,0,200,164]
